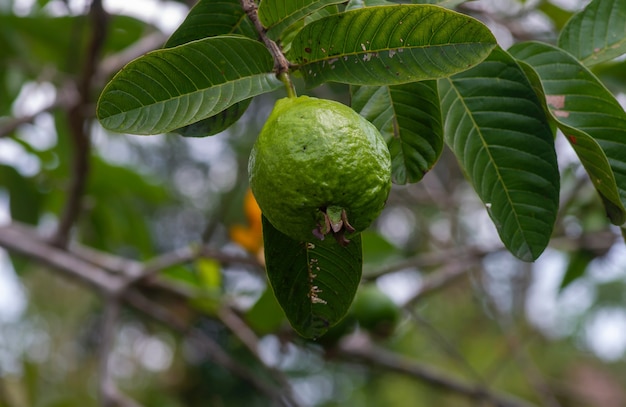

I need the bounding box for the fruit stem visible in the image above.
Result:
[279,72,297,98]
[314,207,355,247]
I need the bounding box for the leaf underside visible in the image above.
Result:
[288,4,497,87]
[558,0,626,67]
[352,81,443,184]
[97,36,283,135]
[440,47,560,261]
[164,0,257,137]
[510,41,626,226]
[262,216,362,339]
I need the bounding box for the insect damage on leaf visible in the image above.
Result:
[307,254,327,305]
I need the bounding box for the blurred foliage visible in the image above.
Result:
[1,1,626,407]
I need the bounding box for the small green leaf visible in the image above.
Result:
[245,287,287,335]
[439,47,560,261]
[510,41,626,226]
[558,0,626,67]
[165,0,256,48]
[559,250,595,292]
[97,35,283,135]
[258,0,345,40]
[352,81,443,184]
[262,216,362,339]
[288,5,497,87]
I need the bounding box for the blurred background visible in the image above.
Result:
[1,0,626,406]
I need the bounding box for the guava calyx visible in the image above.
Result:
[312,205,356,246]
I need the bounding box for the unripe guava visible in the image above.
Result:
[248,96,391,244]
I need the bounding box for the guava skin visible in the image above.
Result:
[248,96,392,243]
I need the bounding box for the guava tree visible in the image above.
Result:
[97,0,626,338]
[1,0,626,406]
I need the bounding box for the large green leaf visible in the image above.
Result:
[287,5,496,87]
[439,47,560,261]
[97,35,283,135]
[164,0,257,137]
[510,41,626,226]
[558,0,626,67]
[262,216,362,339]
[412,0,468,7]
[351,81,443,184]
[165,0,256,48]
[258,0,345,40]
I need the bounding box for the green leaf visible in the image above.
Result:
[287,5,497,87]
[558,0,626,67]
[0,14,149,76]
[411,0,469,7]
[165,0,256,48]
[262,216,362,339]
[439,47,560,261]
[559,249,595,292]
[346,0,395,10]
[172,98,253,138]
[510,41,626,226]
[0,164,43,225]
[258,0,346,40]
[351,80,443,184]
[245,287,287,335]
[97,35,283,135]
[165,0,257,137]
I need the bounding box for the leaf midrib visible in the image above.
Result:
[444,77,531,255]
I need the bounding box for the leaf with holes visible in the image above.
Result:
[287,5,496,87]
[439,47,560,261]
[510,41,626,225]
[258,0,345,40]
[351,81,443,184]
[558,0,626,67]
[262,216,362,339]
[97,35,283,135]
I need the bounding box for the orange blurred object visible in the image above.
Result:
[229,189,264,257]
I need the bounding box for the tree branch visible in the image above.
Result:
[52,0,109,248]
[0,223,123,294]
[337,336,538,407]
[240,0,290,74]
[123,291,295,407]
[217,307,302,407]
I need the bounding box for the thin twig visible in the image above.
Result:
[366,244,500,280]
[123,291,294,407]
[337,336,538,407]
[403,259,482,307]
[217,307,302,407]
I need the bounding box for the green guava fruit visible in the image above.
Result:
[248,96,392,245]
[352,284,400,339]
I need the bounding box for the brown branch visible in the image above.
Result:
[337,336,538,407]
[366,244,497,281]
[240,0,290,75]
[217,307,302,407]
[123,291,294,407]
[0,223,123,294]
[52,0,109,248]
